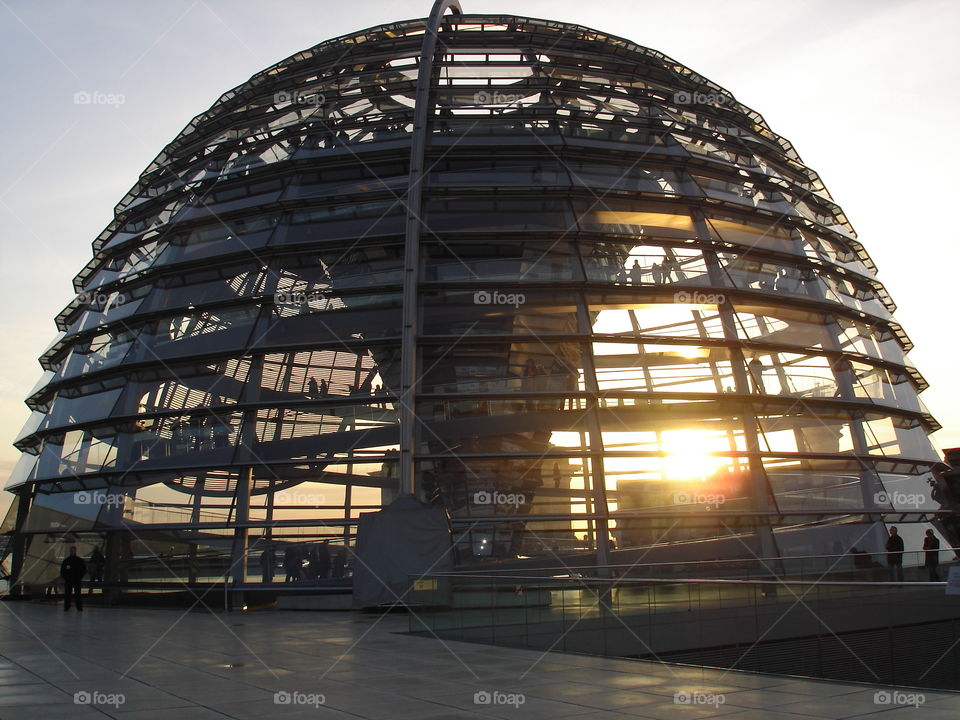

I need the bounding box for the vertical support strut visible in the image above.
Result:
[693,212,780,563]
[575,303,611,570]
[399,0,463,497]
[230,467,253,592]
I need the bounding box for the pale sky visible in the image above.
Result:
[1,0,958,519]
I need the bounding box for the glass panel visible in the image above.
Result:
[421,288,581,336]
[130,306,260,362]
[425,197,574,232]
[274,202,404,245]
[42,388,124,430]
[157,215,278,266]
[423,241,580,282]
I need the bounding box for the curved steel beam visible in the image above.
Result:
[399,0,463,497]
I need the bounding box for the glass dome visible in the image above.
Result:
[5,7,945,590]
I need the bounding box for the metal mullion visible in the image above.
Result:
[693,210,780,561]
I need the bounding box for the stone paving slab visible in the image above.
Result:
[0,600,956,719]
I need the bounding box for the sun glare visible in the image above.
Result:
[661,430,728,481]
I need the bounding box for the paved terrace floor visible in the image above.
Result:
[0,601,958,720]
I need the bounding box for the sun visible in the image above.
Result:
[661,430,728,481]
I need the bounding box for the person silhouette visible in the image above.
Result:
[315,541,332,579]
[651,261,664,284]
[284,546,302,582]
[259,547,275,583]
[886,526,904,582]
[748,357,766,394]
[522,359,537,410]
[87,546,105,593]
[60,546,86,611]
[923,528,941,581]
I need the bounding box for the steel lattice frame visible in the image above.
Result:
[4,3,946,588]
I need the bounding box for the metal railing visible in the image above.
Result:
[407,556,960,691]
[434,549,958,583]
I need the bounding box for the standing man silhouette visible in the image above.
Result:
[60,546,87,612]
[886,526,905,583]
[923,529,941,581]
